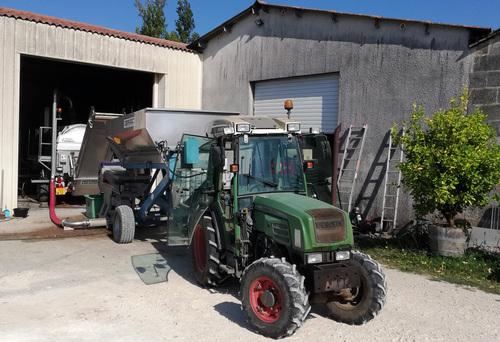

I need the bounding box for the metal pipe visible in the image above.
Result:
[51,90,58,178]
[331,124,341,206]
[48,90,64,227]
[62,218,107,229]
[47,89,106,230]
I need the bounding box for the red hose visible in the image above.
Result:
[49,178,62,227]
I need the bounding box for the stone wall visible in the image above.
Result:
[468,31,500,229]
[470,31,500,137]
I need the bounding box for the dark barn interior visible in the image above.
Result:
[18,55,154,198]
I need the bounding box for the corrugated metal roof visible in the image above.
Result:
[189,0,491,50]
[0,7,192,52]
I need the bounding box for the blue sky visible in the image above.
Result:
[0,0,498,36]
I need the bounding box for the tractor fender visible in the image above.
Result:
[186,205,209,245]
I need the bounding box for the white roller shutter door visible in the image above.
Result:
[253,74,339,133]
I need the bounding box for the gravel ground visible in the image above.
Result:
[0,235,499,342]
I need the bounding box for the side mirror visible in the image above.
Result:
[210,145,224,170]
[316,135,332,162]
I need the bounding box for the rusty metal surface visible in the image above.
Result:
[312,263,360,293]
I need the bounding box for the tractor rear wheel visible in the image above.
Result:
[241,258,310,339]
[112,205,135,244]
[325,251,387,325]
[191,214,222,286]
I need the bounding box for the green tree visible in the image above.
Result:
[135,0,169,39]
[174,0,198,43]
[393,90,500,227]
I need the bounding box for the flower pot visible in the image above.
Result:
[428,225,467,257]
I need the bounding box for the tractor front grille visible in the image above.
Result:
[307,208,346,243]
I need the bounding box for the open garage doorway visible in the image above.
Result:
[18,55,155,201]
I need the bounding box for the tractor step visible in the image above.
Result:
[219,264,235,274]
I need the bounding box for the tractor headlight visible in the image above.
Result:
[236,123,251,133]
[335,251,350,261]
[223,127,235,135]
[286,122,301,133]
[306,253,323,264]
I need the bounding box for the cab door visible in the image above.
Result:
[168,134,215,245]
[300,134,333,203]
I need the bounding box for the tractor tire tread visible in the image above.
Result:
[112,205,135,244]
[327,251,387,325]
[241,257,310,339]
[192,213,223,287]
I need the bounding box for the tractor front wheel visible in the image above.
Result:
[241,258,310,339]
[325,251,387,325]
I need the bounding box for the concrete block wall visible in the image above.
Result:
[467,32,500,228]
[470,32,500,136]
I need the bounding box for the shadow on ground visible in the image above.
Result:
[131,227,336,333]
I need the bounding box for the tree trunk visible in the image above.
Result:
[443,211,456,227]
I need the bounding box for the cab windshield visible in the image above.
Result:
[238,135,305,196]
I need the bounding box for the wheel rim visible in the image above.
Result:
[249,276,282,323]
[193,224,207,273]
[334,284,365,309]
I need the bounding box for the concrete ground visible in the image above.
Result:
[0,207,105,240]
[0,234,499,342]
[0,207,85,234]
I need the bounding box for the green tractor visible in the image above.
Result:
[168,114,387,338]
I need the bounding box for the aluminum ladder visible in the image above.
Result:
[380,131,404,232]
[337,124,368,213]
[38,126,53,172]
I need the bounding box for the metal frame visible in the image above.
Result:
[337,124,368,212]
[380,131,404,232]
[38,126,53,171]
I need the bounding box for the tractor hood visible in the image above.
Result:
[252,193,353,252]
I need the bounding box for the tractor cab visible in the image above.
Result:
[168,114,312,244]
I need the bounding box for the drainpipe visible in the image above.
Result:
[331,124,341,206]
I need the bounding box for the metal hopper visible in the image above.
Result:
[73,108,236,195]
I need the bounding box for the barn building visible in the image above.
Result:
[0,7,202,210]
[0,1,496,227]
[190,1,491,222]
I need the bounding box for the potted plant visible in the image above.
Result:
[393,90,500,257]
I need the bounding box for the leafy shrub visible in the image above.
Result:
[393,91,500,227]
